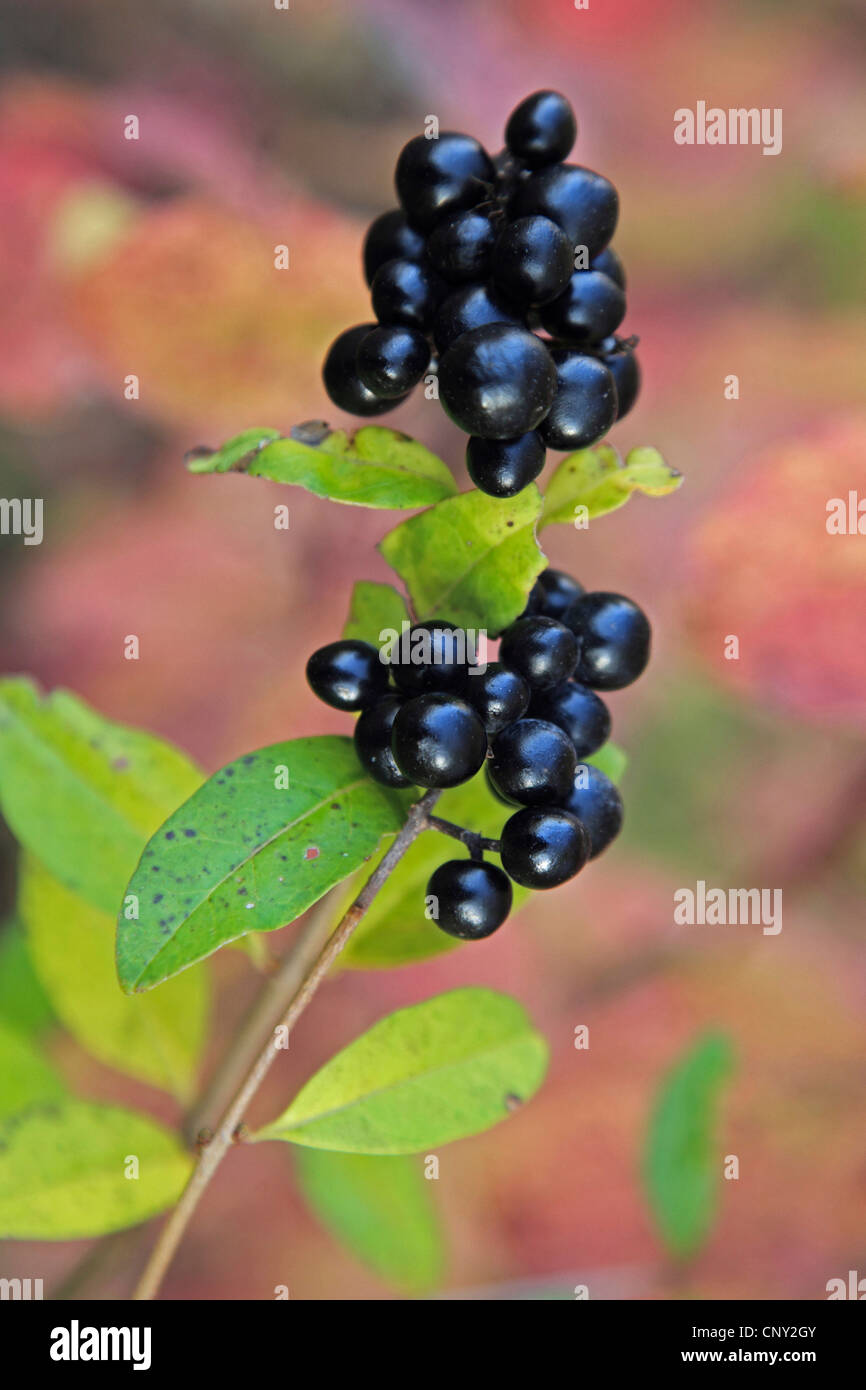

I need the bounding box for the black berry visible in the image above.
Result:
[306,639,389,711]
[395,132,495,233]
[322,324,407,416]
[389,621,468,696]
[426,208,498,283]
[363,210,426,287]
[488,718,577,806]
[427,859,512,940]
[505,90,577,169]
[465,662,531,734]
[524,568,585,621]
[356,325,430,398]
[391,692,487,788]
[492,215,573,307]
[500,807,589,888]
[510,164,618,259]
[439,323,557,439]
[561,763,624,857]
[591,246,625,290]
[565,591,651,690]
[540,269,626,346]
[433,282,522,354]
[353,694,413,788]
[499,616,578,690]
[538,350,617,451]
[466,432,545,498]
[529,681,611,758]
[370,257,443,333]
[594,337,641,420]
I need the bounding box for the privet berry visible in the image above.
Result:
[491,215,574,307]
[322,324,407,417]
[565,591,651,690]
[500,807,589,889]
[561,764,624,858]
[305,639,389,711]
[487,718,577,807]
[465,431,545,498]
[356,325,430,398]
[395,132,495,233]
[498,616,579,690]
[529,681,612,758]
[391,692,487,788]
[390,621,468,695]
[505,90,577,169]
[465,662,531,734]
[427,859,513,940]
[539,350,618,451]
[524,567,585,621]
[439,323,557,439]
[353,694,413,788]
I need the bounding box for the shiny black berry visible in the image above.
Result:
[426,208,498,283]
[505,90,577,169]
[306,639,389,711]
[466,432,545,498]
[465,662,531,734]
[389,621,468,696]
[433,282,522,354]
[529,681,611,758]
[561,763,624,857]
[492,215,573,307]
[371,257,443,333]
[353,694,413,788]
[510,164,618,259]
[356,325,430,398]
[594,337,641,420]
[322,324,407,416]
[564,591,651,690]
[391,692,488,788]
[395,132,495,233]
[499,616,578,690]
[500,807,589,889]
[524,568,585,621]
[439,323,557,439]
[363,210,426,287]
[540,269,626,346]
[591,246,625,290]
[427,858,512,940]
[488,718,577,806]
[539,350,617,451]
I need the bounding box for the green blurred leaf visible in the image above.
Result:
[187,424,456,509]
[586,741,628,785]
[644,1031,734,1258]
[379,487,546,635]
[20,857,208,1101]
[342,580,410,647]
[0,1101,192,1239]
[255,987,548,1154]
[0,920,55,1038]
[293,1149,444,1292]
[541,445,682,527]
[117,736,406,992]
[0,1020,65,1120]
[0,679,201,916]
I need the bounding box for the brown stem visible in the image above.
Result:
[131,788,441,1302]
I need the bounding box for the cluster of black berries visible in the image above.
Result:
[322,90,640,500]
[306,568,649,942]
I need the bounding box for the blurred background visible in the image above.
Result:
[1,0,865,1299]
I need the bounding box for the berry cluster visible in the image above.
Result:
[306,568,650,941]
[322,91,640,499]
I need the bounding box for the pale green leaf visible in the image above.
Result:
[255,988,548,1154]
[342,580,410,647]
[541,444,683,527]
[0,920,55,1038]
[0,1021,65,1120]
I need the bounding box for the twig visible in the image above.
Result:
[131,788,441,1302]
[427,815,501,859]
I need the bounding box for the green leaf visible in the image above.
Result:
[541,444,683,527]
[0,1100,192,1239]
[0,679,202,916]
[379,486,546,635]
[341,770,527,970]
[187,424,456,510]
[117,735,406,992]
[293,1149,444,1292]
[586,740,628,785]
[643,1031,734,1258]
[0,920,55,1038]
[0,1021,66,1120]
[20,857,208,1101]
[342,580,410,647]
[255,987,548,1154]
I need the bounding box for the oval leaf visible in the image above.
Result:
[379,487,546,635]
[293,1149,444,1292]
[117,735,405,992]
[255,987,549,1154]
[0,921,55,1039]
[0,1021,65,1120]
[342,580,410,646]
[643,1031,734,1258]
[20,857,208,1100]
[0,1100,192,1239]
[187,423,457,509]
[541,444,683,527]
[0,679,202,916]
